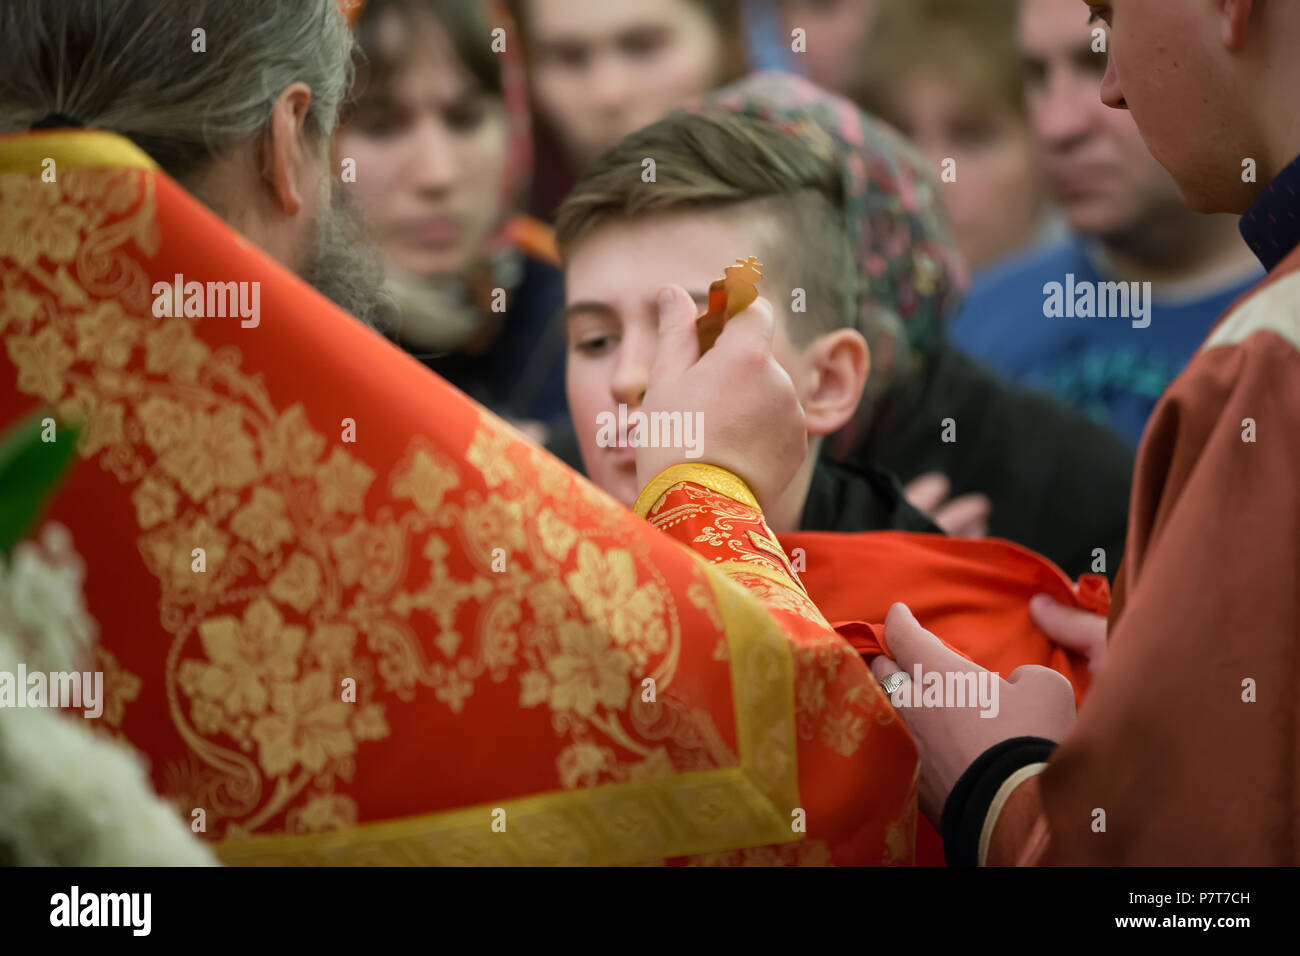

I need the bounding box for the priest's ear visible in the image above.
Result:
[797,328,871,437]
[262,82,318,217]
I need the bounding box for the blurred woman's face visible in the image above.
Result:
[525,0,725,170]
[887,68,1044,272]
[778,0,879,96]
[336,12,508,278]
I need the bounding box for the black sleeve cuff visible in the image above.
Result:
[941,736,1057,867]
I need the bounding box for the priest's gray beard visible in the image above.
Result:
[301,183,390,329]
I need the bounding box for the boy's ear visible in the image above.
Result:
[799,328,870,437]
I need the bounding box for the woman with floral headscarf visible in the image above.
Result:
[701,73,1133,579]
[338,0,578,462]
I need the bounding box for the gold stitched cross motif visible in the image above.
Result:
[695,256,763,355]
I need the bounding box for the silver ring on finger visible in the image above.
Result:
[879,670,910,696]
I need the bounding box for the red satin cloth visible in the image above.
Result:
[781,529,1108,863]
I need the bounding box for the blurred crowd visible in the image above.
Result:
[343,0,1261,577]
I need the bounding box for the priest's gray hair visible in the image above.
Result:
[0,0,355,187]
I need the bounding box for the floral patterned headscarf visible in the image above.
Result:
[697,72,970,450]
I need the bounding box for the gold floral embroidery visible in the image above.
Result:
[269,552,324,613]
[130,476,178,530]
[180,599,303,723]
[95,646,141,728]
[58,386,125,457]
[721,570,825,627]
[251,670,356,776]
[547,620,634,717]
[288,793,359,834]
[143,317,209,383]
[315,448,375,516]
[564,541,668,664]
[74,301,138,368]
[464,425,514,489]
[0,175,87,267]
[0,159,816,863]
[693,526,731,546]
[138,514,230,596]
[7,326,74,401]
[537,507,578,562]
[462,494,527,564]
[390,441,459,516]
[331,517,403,595]
[261,404,324,477]
[230,487,293,553]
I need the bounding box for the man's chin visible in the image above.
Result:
[1061,199,1137,242]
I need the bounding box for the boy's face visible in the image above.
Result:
[564,211,815,507]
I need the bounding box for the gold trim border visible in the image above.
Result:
[0,130,157,175]
[714,558,806,598]
[633,463,759,519]
[217,567,800,865]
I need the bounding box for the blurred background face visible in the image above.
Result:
[855,1,1044,272]
[337,9,508,278]
[886,67,1042,271]
[1018,0,1186,240]
[524,0,727,170]
[778,0,879,95]
[564,211,808,506]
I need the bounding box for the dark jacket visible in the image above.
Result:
[800,458,941,536]
[844,344,1133,580]
[398,256,584,470]
[420,255,568,426]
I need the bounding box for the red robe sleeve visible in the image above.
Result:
[633,464,922,865]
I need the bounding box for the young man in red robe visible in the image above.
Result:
[870,0,1300,865]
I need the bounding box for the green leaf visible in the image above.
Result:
[0,412,83,556]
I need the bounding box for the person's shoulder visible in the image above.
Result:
[1125,256,1300,583]
[1199,257,1300,356]
[949,237,1090,348]
[1155,260,1300,427]
[965,236,1089,304]
[1141,254,1300,478]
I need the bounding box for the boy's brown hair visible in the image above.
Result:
[554,110,857,346]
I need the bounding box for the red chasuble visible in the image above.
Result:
[0,130,919,865]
